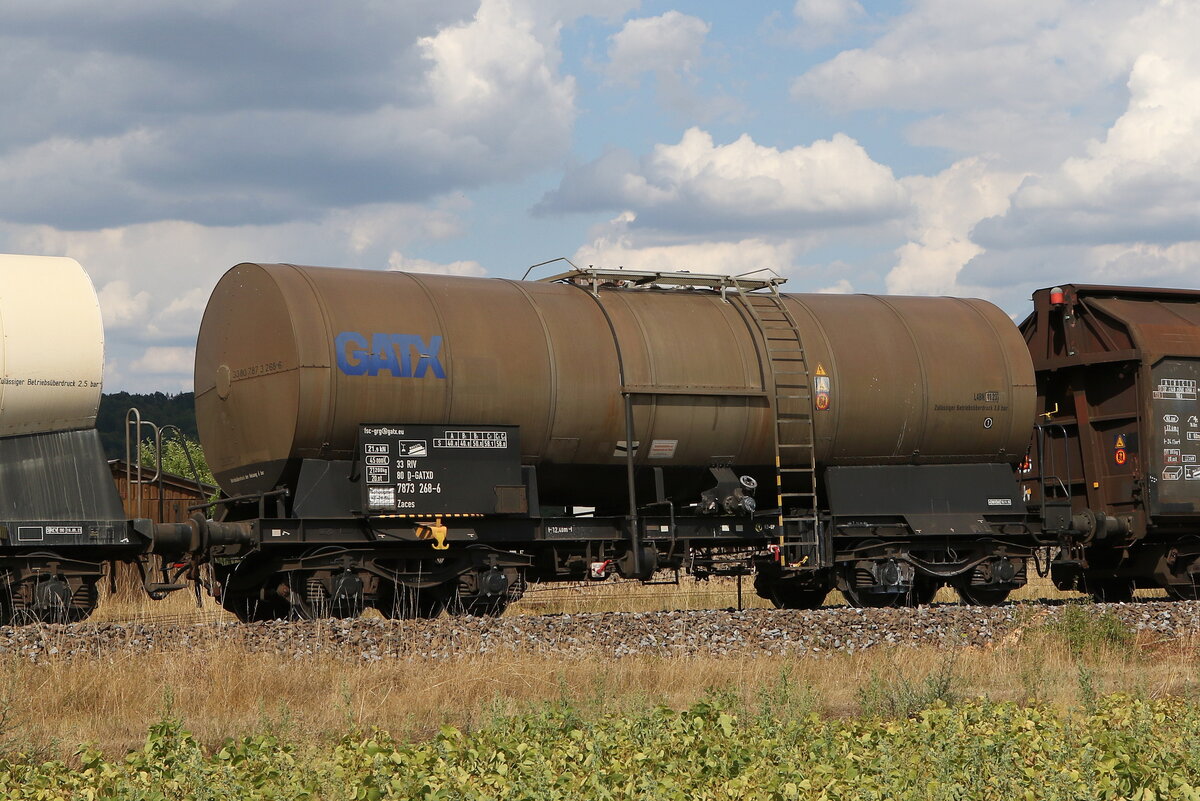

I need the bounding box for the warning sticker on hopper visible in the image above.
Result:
[814,364,832,411]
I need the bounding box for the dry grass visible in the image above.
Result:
[29,567,1175,761]
[0,624,1193,759]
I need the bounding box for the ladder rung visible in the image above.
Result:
[778,443,814,448]
[777,417,813,422]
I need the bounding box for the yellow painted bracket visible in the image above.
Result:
[416,517,449,550]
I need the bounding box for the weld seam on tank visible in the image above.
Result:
[604,289,659,455]
[404,272,455,425]
[872,295,930,459]
[564,280,631,443]
[713,293,759,461]
[961,297,1031,458]
[286,263,339,452]
[723,292,774,463]
[502,279,559,461]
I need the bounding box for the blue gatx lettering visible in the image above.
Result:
[334,332,446,378]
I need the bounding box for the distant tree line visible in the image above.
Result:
[96,392,199,460]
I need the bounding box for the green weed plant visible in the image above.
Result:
[1045,604,1136,658]
[1,692,1199,799]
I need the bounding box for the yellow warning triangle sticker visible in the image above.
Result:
[815,363,827,376]
[1115,434,1126,448]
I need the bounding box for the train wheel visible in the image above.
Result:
[1087,579,1134,604]
[954,585,1011,606]
[753,574,828,609]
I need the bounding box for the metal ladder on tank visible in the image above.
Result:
[730,275,822,569]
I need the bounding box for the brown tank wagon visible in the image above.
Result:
[176,263,1044,619]
[196,263,1034,495]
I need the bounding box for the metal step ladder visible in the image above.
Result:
[730,278,821,568]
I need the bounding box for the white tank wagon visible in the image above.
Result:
[0,254,151,624]
[0,254,104,436]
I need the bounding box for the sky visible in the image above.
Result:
[3,0,1199,392]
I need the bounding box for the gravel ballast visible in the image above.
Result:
[1,601,1197,662]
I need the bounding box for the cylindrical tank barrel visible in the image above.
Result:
[0,254,104,437]
[195,263,1036,498]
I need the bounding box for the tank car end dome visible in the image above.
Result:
[0,254,105,437]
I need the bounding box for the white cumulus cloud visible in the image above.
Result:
[792,0,865,46]
[605,11,711,85]
[887,157,1025,295]
[130,346,195,375]
[96,280,152,330]
[974,43,1200,248]
[789,0,1165,167]
[538,127,908,234]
